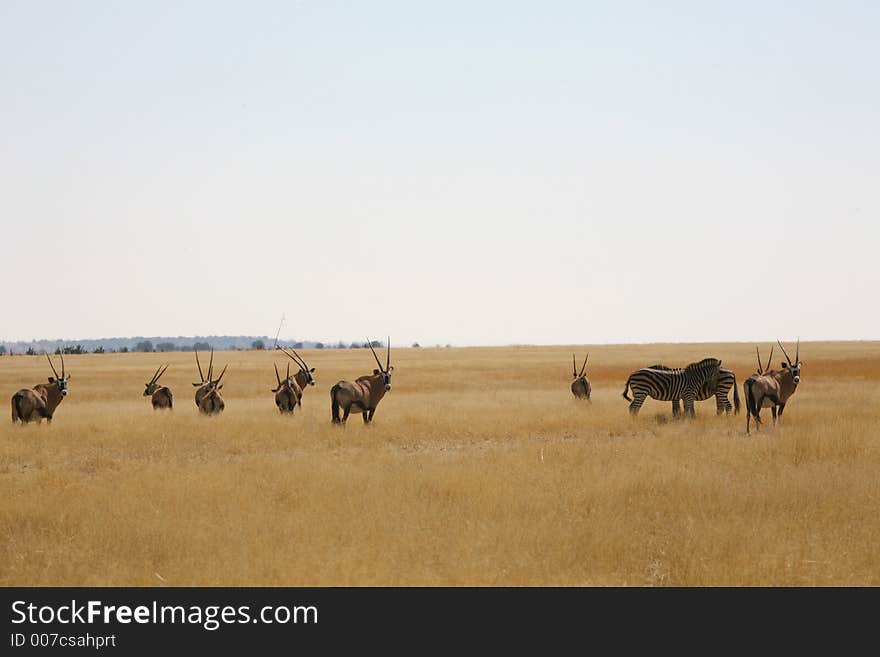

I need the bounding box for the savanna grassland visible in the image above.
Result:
[1,342,879,586]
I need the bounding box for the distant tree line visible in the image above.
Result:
[1,336,422,354]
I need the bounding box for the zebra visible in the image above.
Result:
[646,364,740,416]
[621,358,722,417]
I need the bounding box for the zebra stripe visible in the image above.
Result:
[648,365,739,415]
[622,358,722,417]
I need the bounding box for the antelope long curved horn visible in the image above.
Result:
[367,338,384,371]
[156,364,169,383]
[274,363,282,387]
[572,353,577,377]
[207,348,214,382]
[46,353,60,380]
[765,345,774,373]
[795,337,799,363]
[281,346,308,372]
[60,352,65,378]
[776,340,793,366]
[386,336,390,371]
[755,346,762,373]
[283,348,307,373]
[213,364,228,384]
[149,365,163,386]
[195,350,205,382]
[579,353,589,377]
[286,362,290,381]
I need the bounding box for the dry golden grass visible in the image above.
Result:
[1,342,879,586]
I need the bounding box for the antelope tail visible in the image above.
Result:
[622,375,633,402]
[745,378,758,418]
[732,374,741,414]
[744,378,757,434]
[11,393,23,423]
[330,384,341,423]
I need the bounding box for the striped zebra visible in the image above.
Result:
[622,358,722,417]
[647,364,740,416]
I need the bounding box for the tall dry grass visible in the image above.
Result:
[1,342,878,586]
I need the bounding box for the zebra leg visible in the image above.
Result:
[715,394,726,416]
[683,394,696,418]
[629,394,646,416]
[671,399,681,417]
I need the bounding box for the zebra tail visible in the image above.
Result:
[622,376,633,402]
[732,375,741,414]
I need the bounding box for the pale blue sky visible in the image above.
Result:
[2,1,877,345]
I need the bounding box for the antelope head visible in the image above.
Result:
[367,337,393,390]
[777,338,802,384]
[46,353,70,396]
[572,353,589,380]
[279,346,316,386]
[755,345,774,375]
[145,364,169,396]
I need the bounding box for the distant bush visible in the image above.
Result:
[252,340,265,350]
[411,342,420,348]
[314,342,325,349]
[156,342,176,352]
[93,346,105,354]
[193,342,211,351]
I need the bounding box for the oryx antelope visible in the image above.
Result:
[571,353,591,401]
[144,364,173,410]
[192,348,227,415]
[330,338,393,425]
[278,346,316,398]
[647,364,740,416]
[11,353,71,424]
[744,340,802,435]
[622,358,722,417]
[271,361,302,414]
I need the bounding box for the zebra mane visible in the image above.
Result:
[685,358,722,372]
[647,364,675,371]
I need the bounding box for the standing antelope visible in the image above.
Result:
[744,340,802,435]
[11,353,71,424]
[144,364,173,410]
[271,361,302,414]
[571,353,591,400]
[330,338,393,425]
[622,358,722,417]
[647,364,740,416]
[278,346,317,398]
[192,348,227,415]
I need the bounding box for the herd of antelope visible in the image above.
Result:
[8,339,803,434]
